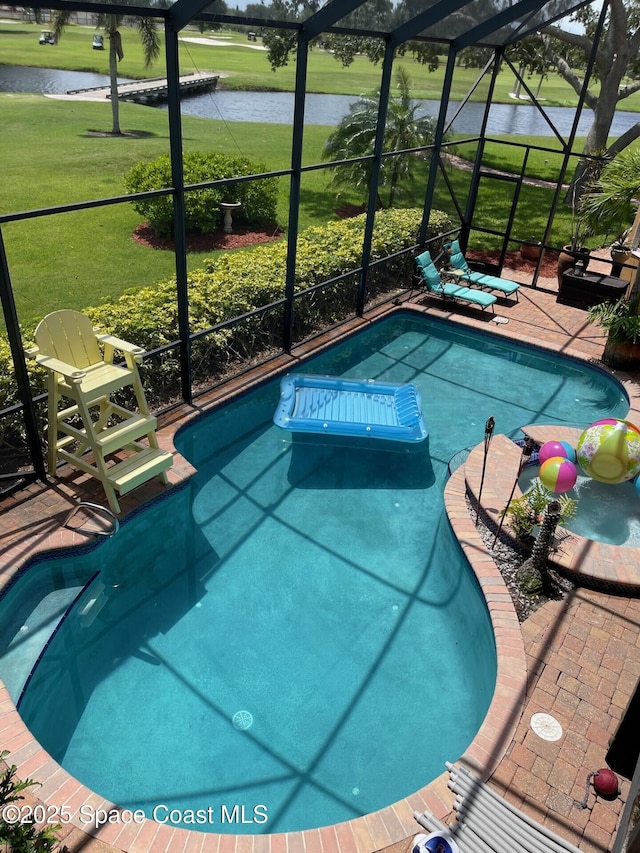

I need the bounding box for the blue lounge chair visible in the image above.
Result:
[414,250,497,312]
[443,240,520,301]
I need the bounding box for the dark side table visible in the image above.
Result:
[557,267,628,310]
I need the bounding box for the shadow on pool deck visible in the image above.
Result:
[1,281,640,853]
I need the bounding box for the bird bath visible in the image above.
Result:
[219,201,241,233]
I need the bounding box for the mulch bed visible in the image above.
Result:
[469,249,560,279]
[132,223,284,252]
[132,223,561,283]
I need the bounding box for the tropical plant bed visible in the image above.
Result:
[466,493,573,622]
[132,222,284,251]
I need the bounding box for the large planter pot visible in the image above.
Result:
[557,245,590,287]
[520,238,542,262]
[611,246,632,278]
[602,336,640,370]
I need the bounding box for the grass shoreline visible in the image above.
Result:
[3,23,640,110]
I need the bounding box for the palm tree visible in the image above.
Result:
[51,11,160,135]
[322,65,440,208]
[579,148,640,248]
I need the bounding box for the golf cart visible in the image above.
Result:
[92,34,104,50]
[39,30,57,45]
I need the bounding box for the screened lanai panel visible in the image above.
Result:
[197,1,293,25]
[28,0,163,9]
[320,0,596,44]
[411,0,591,44]
[328,0,397,32]
[471,0,593,45]
[18,0,594,33]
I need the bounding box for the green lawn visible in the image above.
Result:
[1,94,358,326]
[0,92,583,327]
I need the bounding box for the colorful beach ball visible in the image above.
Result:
[591,418,640,433]
[539,456,578,492]
[538,440,577,464]
[577,419,640,484]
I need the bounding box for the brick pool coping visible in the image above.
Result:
[1,300,639,852]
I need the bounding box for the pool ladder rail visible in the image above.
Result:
[63,501,120,537]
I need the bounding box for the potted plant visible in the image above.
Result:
[557,173,594,286]
[610,233,633,276]
[520,236,542,261]
[578,147,640,276]
[588,295,640,369]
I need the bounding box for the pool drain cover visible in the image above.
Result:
[232,710,253,730]
[530,712,563,742]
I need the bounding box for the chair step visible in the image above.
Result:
[55,414,158,456]
[106,447,173,495]
[95,414,158,454]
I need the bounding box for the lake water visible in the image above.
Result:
[1,64,638,137]
[173,90,639,137]
[0,64,132,95]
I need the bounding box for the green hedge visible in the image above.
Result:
[123,152,279,237]
[2,207,451,443]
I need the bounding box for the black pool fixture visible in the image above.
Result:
[475,416,495,526]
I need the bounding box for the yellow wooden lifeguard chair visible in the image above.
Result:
[29,309,173,513]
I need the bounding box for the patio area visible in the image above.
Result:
[1,273,640,853]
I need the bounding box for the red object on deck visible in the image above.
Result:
[594,768,619,797]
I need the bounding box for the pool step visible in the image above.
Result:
[1,587,83,703]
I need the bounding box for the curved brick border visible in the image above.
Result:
[442,465,529,778]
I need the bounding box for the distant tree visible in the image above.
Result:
[542,0,640,159]
[243,2,269,16]
[506,35,548,99]
[51,10,160,135]
[323,66,441,207]
[261,0,317,69]
[261,0,440,71]
[457,46,492,69]
[322,34,386,66]
[196,2,228,33]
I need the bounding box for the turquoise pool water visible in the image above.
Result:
[2,312,628,836]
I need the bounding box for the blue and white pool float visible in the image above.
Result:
[273,374,428,443]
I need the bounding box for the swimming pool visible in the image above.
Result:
[1,312,628,836]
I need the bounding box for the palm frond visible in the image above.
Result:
[322,67,443,205]
[136,17,161,67]
[50,10,72,41]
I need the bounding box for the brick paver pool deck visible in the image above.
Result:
[1,273,639,853]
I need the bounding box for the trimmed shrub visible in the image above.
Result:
[2,207,451,437]
[123,152,279,237]
[86,207,451,401]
